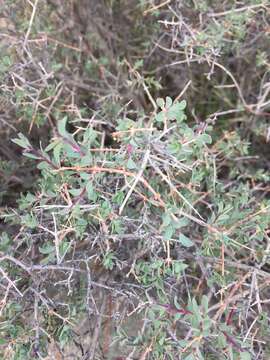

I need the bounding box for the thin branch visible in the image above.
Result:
[24,0,39,47]
[208,4,267,17]
[119,149,150,215]
[0,265,23,297]
[143,0,171,16]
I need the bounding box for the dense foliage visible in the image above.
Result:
[0,1,270,359]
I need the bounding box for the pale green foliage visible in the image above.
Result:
[1,0,270,359]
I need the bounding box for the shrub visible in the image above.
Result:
[0,1,270,359]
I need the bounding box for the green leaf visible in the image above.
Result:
[201,295,209,313]
[23,152,41,160]
[83,128,97,144]
[69,188,81,196]
[40,253,55,265]
[80,172,91,180]
[168,102,185,121]
[60,241,70,257]
[163,225,174,241]
[53,142,63,166]
[0,232,10,251]
[22,213,38,229]
[165,96,173,107]
[45,139,60,152]
[155,111,165,123]
[217,332,227,348]
[39,243,55,254]
[197,133,212,145]
[112,191,125,205]
[162,212,172,227]
[37,161,50,170]
[240,352,251,360]
[57,117,68,137]
[12,133,31,149]
[151,259,163,269]
[192,298,200,316]
[80,154,92,166]
[178,233,194,247]
[127,157,137,170]
[178,100,186,110]
[63,143,80,159]
[179,339,188,348]
[156,97,165,108]
[134,59,143,69]
[176,112,186,123]
[174,217,189,229]
[173,261,188,274]
[183,354,195,360]
[19,193,36,210]
[86,182,97,201]
[168,141,181,154]
[103,251,116,270]
[111,219,124,234]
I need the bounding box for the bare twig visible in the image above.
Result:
[24,0,39,47]
[208,4,267,17]
[143,0,171,16]
[88,296,107,360]
[0,265,23,297]
[119,149,150,215]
